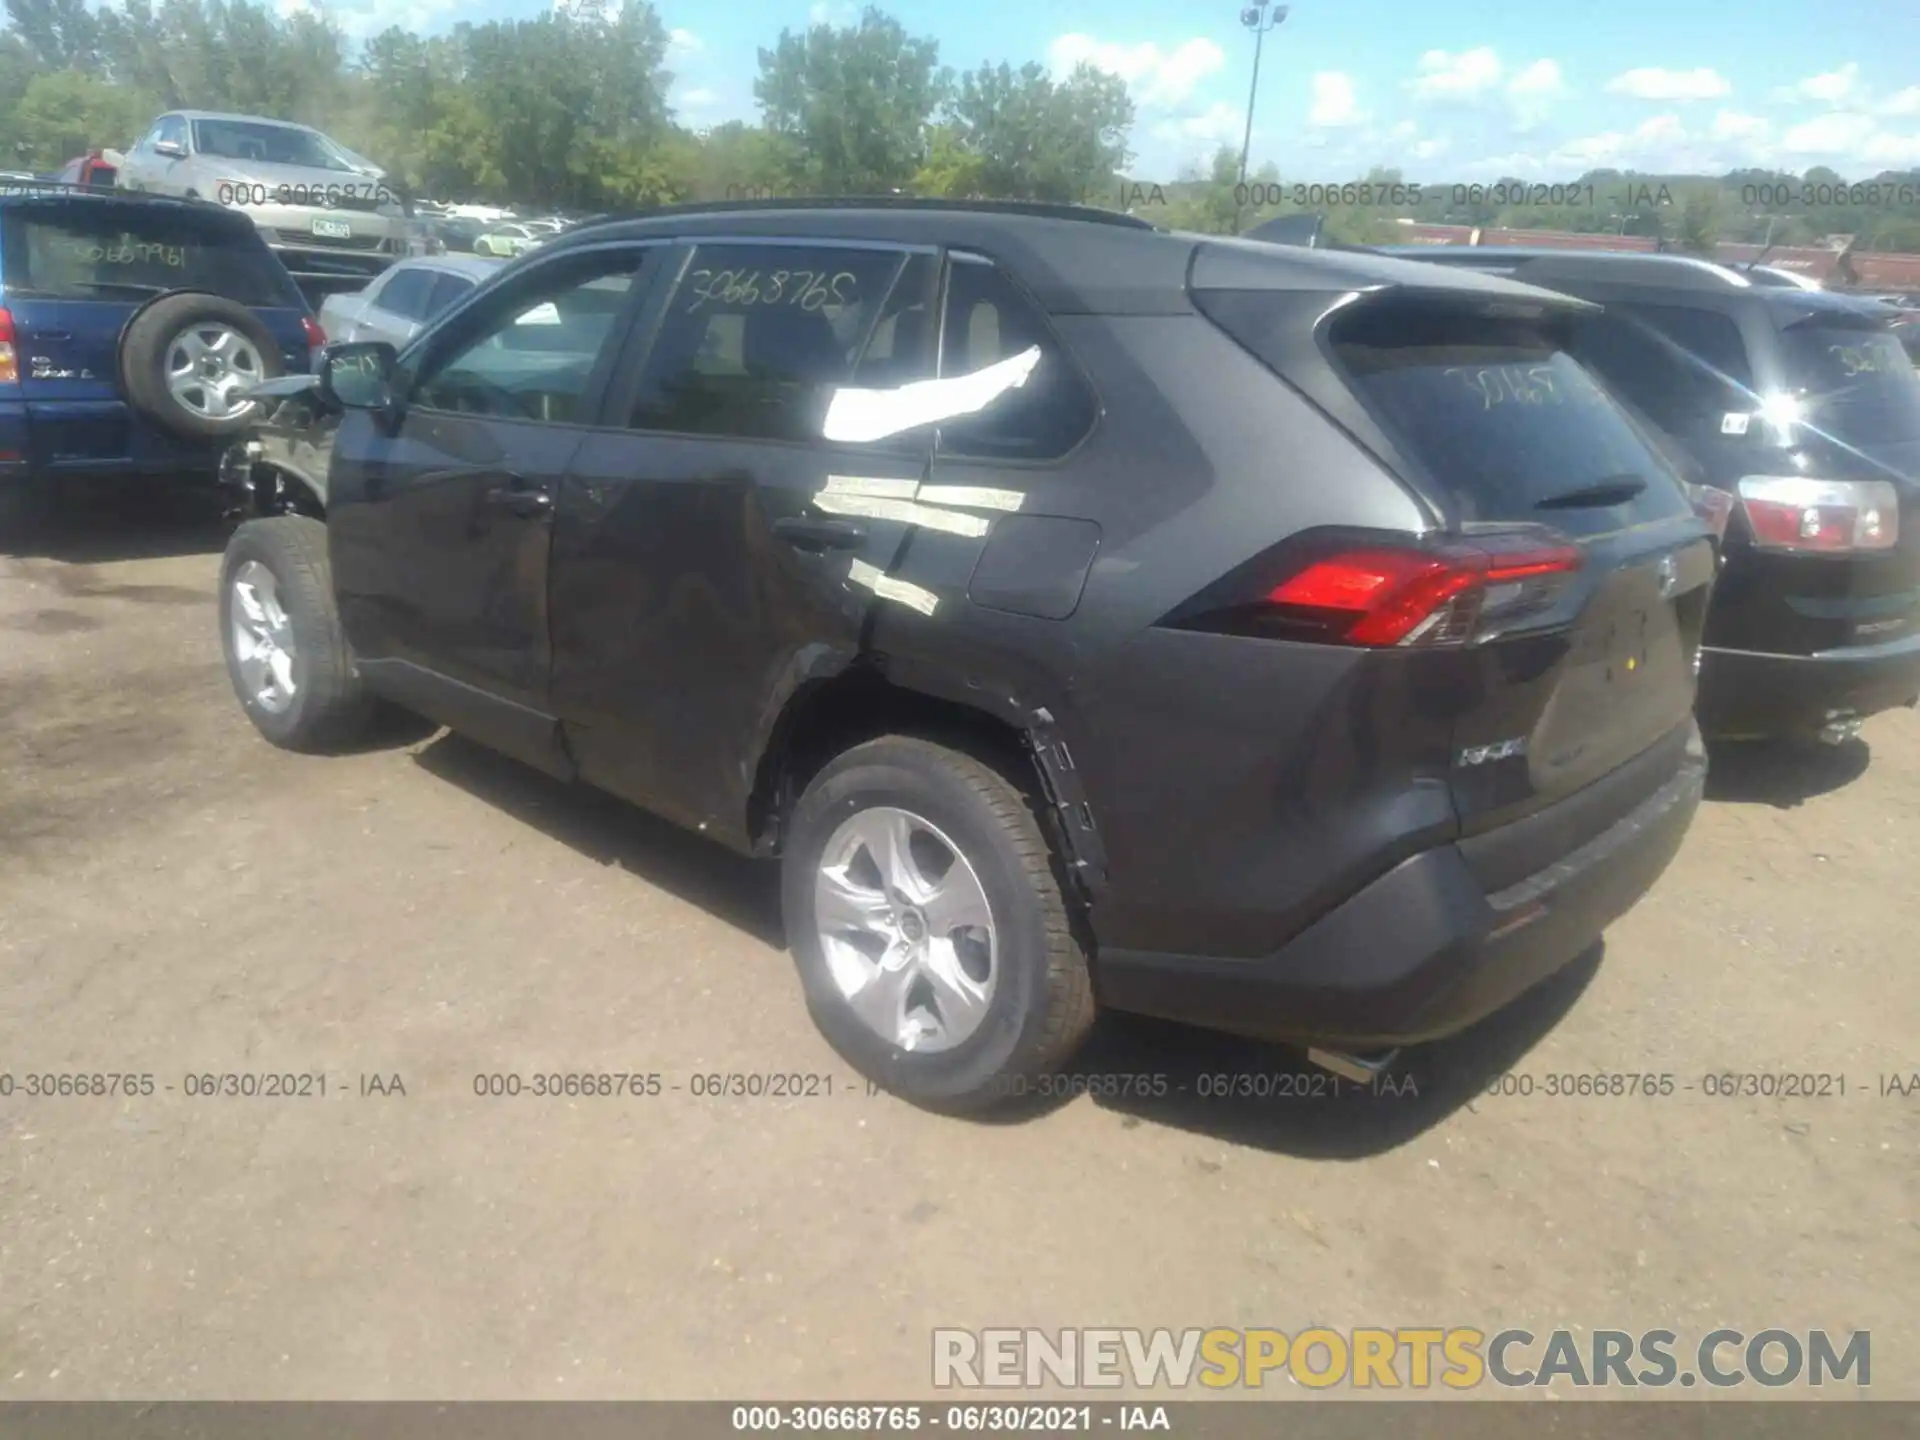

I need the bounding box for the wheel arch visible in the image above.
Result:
[746,663,1109,913]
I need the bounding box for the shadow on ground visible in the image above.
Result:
[412,727,1599,1156]
[1705,736,1871,808]
[1,481,232,565]
[412,730,785,948]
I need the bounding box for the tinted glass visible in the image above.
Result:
[413,251,643,423]
[937,256,1098,461]
[426,272,475,317]
[0,205,302,307]
[1329,302,1694,535]
[1619,304,1754,387]
[376,268,436,321]
[1778,322,1920,444]
[627,243,909,442]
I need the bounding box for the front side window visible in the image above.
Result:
[627,243,916,443]
[412,249,644,424]
[155,116,187,150]
[426,273,475,318]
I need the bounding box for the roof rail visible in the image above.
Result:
[570,195,1158,234]
[0,179,221,207]
[1503,251,1756,292]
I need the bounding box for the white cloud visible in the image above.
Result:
[1711,110,1770,141]
[1048,34,1227,109]
[1773,63,1859,104]
[1604,67,1731,101]
[333,0,457,38]
[1150,102,1244,148]
[667,27,702,55]
[1878,86,1920,117]
[1308,72,1366,128]
[1408,47,1503,101]
[1507,59,1566,99]
[1780,110,1878,155]
[1411,137,1450,162]
[679,87,718,110]
[808,2,857,23]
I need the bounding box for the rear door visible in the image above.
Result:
[360,266,435,347]
[1320,297,1716,833]
[549,237,941,840]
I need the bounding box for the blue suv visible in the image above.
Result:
[0,183,320,541]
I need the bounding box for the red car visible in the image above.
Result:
[51,148,123,187]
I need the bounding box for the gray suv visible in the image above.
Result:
[119,111,423,293]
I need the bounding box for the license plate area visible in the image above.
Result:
[311,217,353,240]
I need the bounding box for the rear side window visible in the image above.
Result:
[937,255,1098,461]
[1327,301,1693,535]
[0,205,301,308]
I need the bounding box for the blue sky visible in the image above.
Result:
[303,0,1920,180]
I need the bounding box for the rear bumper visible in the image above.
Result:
[1095,736,1706,1050]
[1697,635,1920,740]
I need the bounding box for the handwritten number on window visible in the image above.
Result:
[685,267,857,315]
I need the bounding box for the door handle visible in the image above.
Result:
[481,479,553,518]
[773,515,867,551]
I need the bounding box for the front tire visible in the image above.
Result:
[218,516,374,751]
[781,736,1095,1113]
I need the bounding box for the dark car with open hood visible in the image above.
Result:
[210,199,1714,1112]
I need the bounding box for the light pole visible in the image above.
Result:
[1237,3,1289,186]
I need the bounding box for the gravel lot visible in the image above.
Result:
[2,493,1916,1400]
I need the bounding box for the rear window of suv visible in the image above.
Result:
[1776,320,1920,444]
[1324,300,1694,535]
[0,204,302,308]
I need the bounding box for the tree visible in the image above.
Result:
[942,60,1132,203]
[6,67,154,167]
[754,5,947,194]
[1676,185,1724,255]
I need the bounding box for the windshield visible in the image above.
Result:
[1777,322,1920,445]
[191,119,361,172]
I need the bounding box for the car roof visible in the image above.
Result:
[548,199,1597,316]
[388,254,502,279]
[0,185,256,232]
[170,110,318,129]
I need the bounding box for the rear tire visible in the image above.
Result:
[781,736,1095,1114]
[218,515,374,752]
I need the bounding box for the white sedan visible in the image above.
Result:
[316,254,502,352]
[473,223,546,258]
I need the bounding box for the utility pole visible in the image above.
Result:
[1237,4,1290,186]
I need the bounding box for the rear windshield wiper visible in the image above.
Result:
[1534,474,1649,509]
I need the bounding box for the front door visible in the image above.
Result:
[328,242,655,768]
[549,239,945,841]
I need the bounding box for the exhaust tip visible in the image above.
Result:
[1306,1046,1401,1084]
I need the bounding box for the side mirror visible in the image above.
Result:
[320,341,401,415]
[153,139,186,159]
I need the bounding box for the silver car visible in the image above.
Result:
[118,111,425,289]
[317,254,502,351]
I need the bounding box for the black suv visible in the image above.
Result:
[217,200,1713,1111]
[1380,247,1920,745]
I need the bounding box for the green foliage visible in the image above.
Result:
[1,0,1917,259]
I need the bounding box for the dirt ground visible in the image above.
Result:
[2,491,1916,1401]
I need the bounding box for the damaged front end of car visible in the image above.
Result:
[218,373,339,521]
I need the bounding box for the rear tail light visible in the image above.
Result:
[1685,482,1736,542]
[1736,476,1899,553]
[1236,531,1583,648]
[0,307,15,385]
[301,315,327,349]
